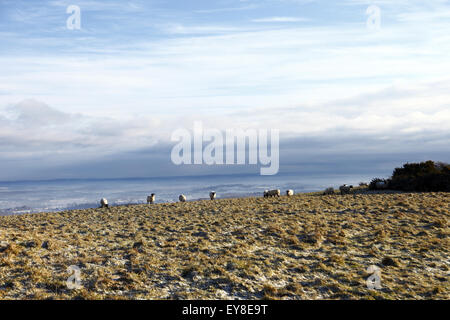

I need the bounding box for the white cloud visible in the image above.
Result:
[252,16,309,22]
[2,18,450,119]
[160,24,246,35]
[0,99,165,160]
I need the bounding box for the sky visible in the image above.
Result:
[0,0,449,181]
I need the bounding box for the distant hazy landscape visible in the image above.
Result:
[0,172,376,215]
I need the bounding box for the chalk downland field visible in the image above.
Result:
[0,192,448,300]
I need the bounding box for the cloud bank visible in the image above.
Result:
[0,0,449,180]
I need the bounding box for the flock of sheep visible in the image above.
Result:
[323,184,355,195]
[323,184,354,195]
[99,184,355,208]
[99,189,294,208]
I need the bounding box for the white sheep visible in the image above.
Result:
[286,189,294,197]
[209,191,216,200]
[147,193,155,204]
[100,198,109,208]
[265,189,281,198]
[179,194,186,202]
[339,184,353,195]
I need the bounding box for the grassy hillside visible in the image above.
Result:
[0,192,448,299]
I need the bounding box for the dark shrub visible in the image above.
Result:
[369,178,389,190]
[388,161,450,192]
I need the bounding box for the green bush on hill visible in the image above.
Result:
[385,161,450,192]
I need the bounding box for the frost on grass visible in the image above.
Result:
[0,192,448,300]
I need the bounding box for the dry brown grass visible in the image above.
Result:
[0,192,449,300]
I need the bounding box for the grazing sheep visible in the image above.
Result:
[179,194,186,202]
[339,184,353,195]
[323,187,335,195]
[286,189,294,197]
[147,193,155,204]
[209,191,216,200]
[100,198,109,208]
[265,189,281,198]
[272,189,281,197]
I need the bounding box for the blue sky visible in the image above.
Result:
[0,0,449,180]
